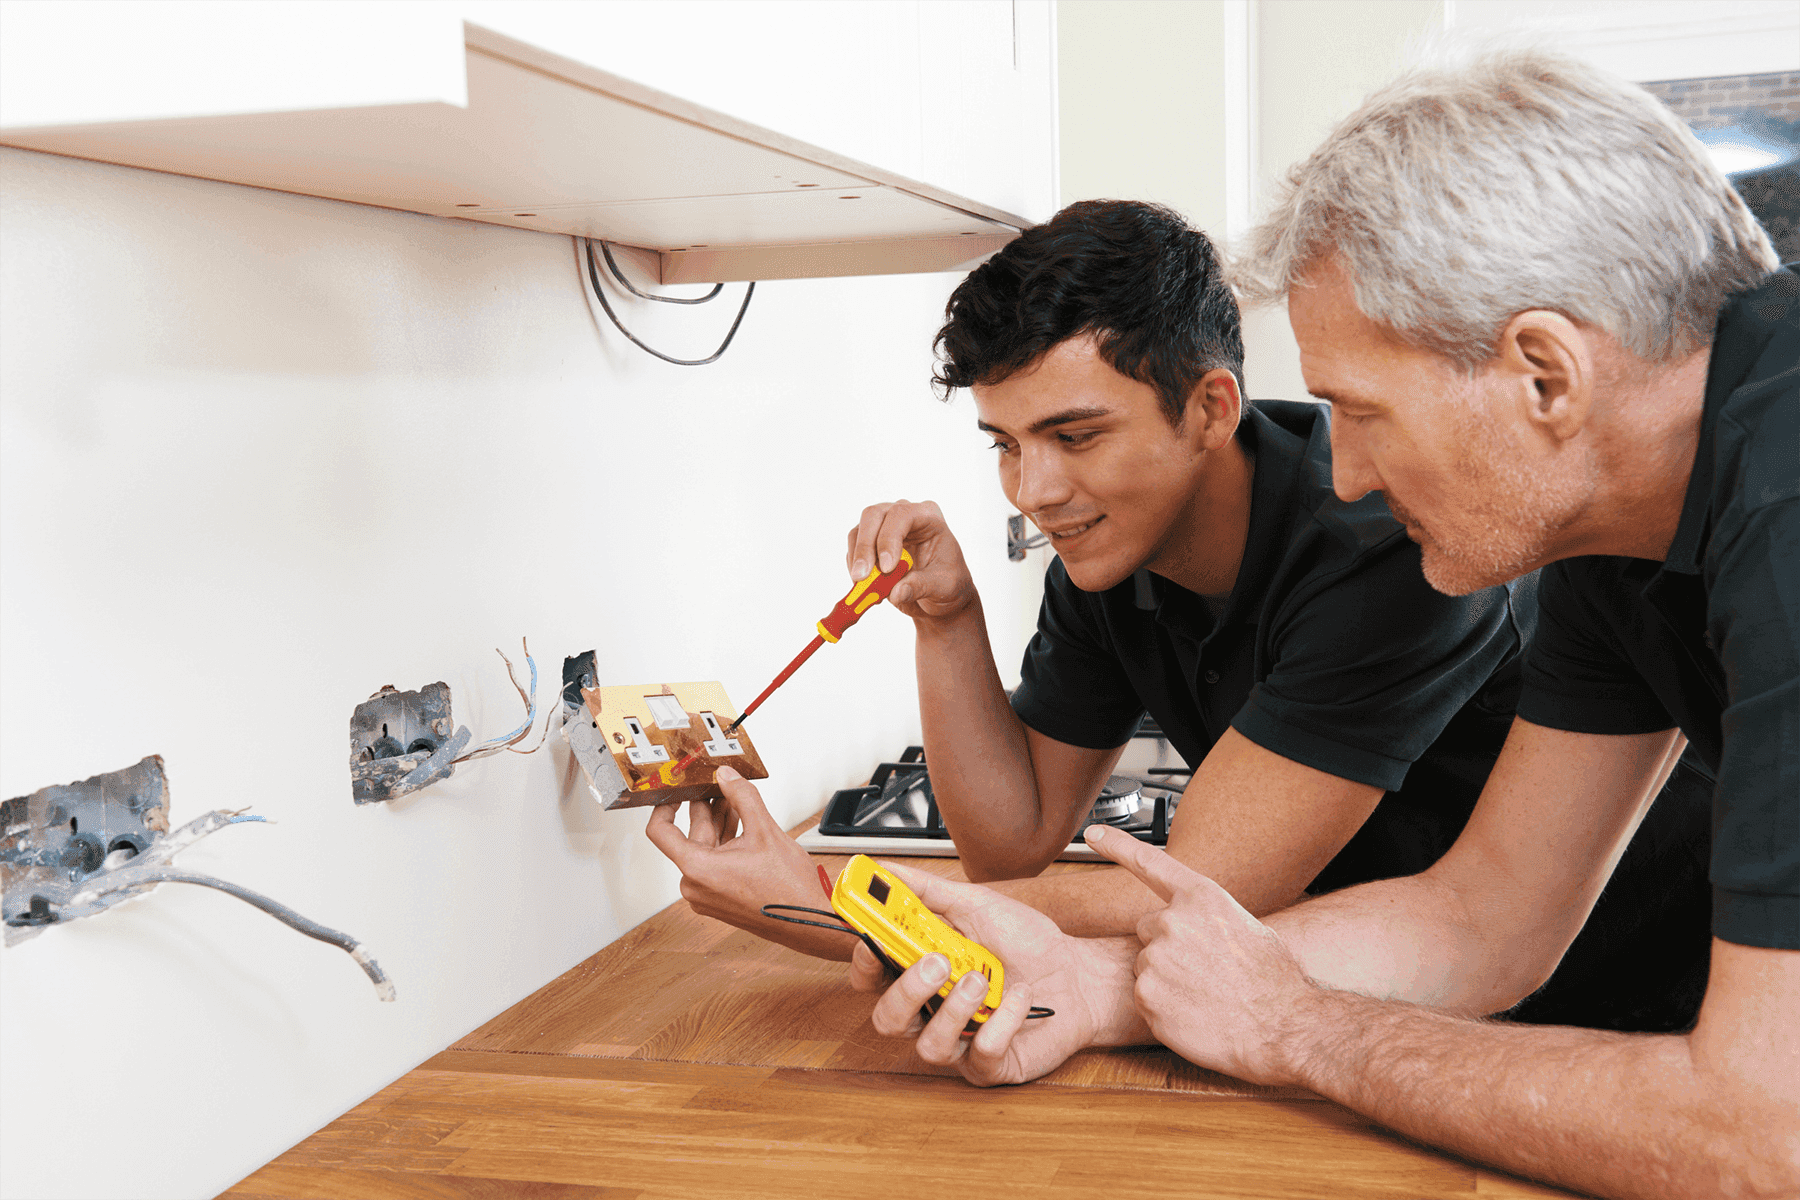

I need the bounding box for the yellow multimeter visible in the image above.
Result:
[830,854,1005,1025]
[758,857,1052,1031]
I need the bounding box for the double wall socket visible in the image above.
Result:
[560,652,767,810]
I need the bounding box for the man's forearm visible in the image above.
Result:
[994,862,1314,937]
[1281,989,1793,1200]
[914,602,1051,877]
[1267,872,1525,1014]
[986,869,1162,937]
[1267,724,1691,1016]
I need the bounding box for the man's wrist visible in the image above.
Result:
[911,593,985,641]
[1265,980,1349,1089]
[1077,935,1155,1047]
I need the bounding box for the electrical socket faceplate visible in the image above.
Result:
[559,651,767,810]
[701,712,742,758]
[623,716,670,765]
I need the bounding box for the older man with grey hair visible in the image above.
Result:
[851,48,1797,1200]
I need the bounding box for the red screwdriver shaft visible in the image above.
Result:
[725,635,825,736]
[671,636,825,775]
[718,550,916,744]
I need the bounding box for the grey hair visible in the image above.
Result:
[1232,47,1780,368]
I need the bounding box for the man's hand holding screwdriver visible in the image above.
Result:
[848,500,983,623]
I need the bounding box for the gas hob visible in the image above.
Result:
[795,720,1189,861]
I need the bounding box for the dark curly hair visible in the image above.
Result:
[933,200,1244,425]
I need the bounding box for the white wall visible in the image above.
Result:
[0,8,1051,1194]
[1055,0,1444,404]
[1243,0,1444,404]
[1057,0,1233,235]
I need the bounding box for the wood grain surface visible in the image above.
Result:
[223,835,1586,1199]
[451,851,1294,1097]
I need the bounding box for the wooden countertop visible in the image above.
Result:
[224,838,1583,1199]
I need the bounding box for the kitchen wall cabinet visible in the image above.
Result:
[0,2,1056,282]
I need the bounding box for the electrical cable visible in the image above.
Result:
[761,904,856,933]
[600,240,724,304]
[760,903,1052,1019]
[583,237,754,366]
[27,866,394,998]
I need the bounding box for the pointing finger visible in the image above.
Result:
[1083,824,1204,904]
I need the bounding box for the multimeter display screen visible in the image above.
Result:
[866,875,891,904]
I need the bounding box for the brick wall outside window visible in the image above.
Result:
[1644,71,1800,261]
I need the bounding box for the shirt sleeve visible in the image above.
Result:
[1011,560,1145,750]
[1517,559,1679,735]
[1230,536,1518,791]
[1710,491,1800,949]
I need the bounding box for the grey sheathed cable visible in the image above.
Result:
[583,238,754,366]
[29,866,396,1000]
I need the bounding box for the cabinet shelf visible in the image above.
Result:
[0,22,1026,283]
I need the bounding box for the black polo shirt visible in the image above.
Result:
[1518,266,1799,951]
[1012,400,1525,819]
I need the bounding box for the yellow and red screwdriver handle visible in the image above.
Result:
[818,547,916,642]
[723,550,914,737]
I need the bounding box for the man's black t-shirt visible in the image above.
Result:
[1013,400,1527,842]
[1011,399,1714,1029]
[1519,266,1799,951]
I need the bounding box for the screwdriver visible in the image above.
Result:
[669,551,916,776]
[729,547,915,735]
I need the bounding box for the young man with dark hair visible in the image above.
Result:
[649,198,1710,1032]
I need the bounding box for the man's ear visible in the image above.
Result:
[1496,311,1593,443]
[1187,368,1243,451]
